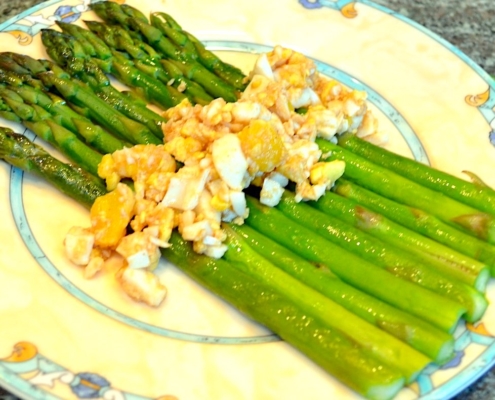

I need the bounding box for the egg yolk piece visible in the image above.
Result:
[90,183,135,248]
[237,119,287,173]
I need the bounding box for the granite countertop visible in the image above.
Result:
[0,1,494,400]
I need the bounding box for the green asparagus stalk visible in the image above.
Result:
[82,20,160,64]
[1,82,128,154]
[304,186,490,291]
[71,118,128,155]
[164,233,406,399]
[45,120,102,176]
[245,196,466,332]
[276,191,487,320]
[149,13,197,60]
[338,133,495,216]
[222,226,432,382]
[22,119,101,177]
[38,72,161,145]
[54,21,113,61]
[0,89,50,122]
[159,59,214,104]
[1,50,164,141]
[45,25,183,111]
[145,9,247,90]
[7,83,52,109]
[134,60,213,105]
[83,20,213,105]
[1,82,125,159]
[13,87,78,133]
[333,179,495,274]
[0,53,34,75]
[0,97,20,122]
[91,1,239,102]
[0,126,409,399]
[227,223,454,364]
[0,128,106,207]
[120,4,149,24]
[91,21,163,64]
[40,29,167,137]
[317,139,495,244]
[183,30,248,91]
[103,49,187,108]
[0,88,103,176]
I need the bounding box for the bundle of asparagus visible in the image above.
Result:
[1,2,495,399]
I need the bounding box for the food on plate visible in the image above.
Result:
[62,42,383,294]
[1,2,495,399]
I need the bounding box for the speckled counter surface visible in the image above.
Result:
[0,1,494,400]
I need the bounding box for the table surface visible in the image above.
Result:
[0,1,494,400]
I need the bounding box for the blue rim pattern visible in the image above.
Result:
[0,0,62,31]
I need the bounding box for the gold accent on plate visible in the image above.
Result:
[2,342,38,362]
[341,2,358,18]
[465,88,490,107]
[6,30,33,46]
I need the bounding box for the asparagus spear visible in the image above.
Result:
[0,127,408,399]
[149,12,248,91]
[44,25,186,110]
[303,186,490,291]
[4,85,127,158]
[276,191,487,320]
[333,179,495,273]
[227,223,454,364]
[0,80,128,154]
[338,133,495,216]
[0,127,106,207]
[223,226,432,382]
[0,97,20,122]
[148,13,197,60]
[148,9,247,85]
[38,72,161,145]
[1,51,163,141]
[91,1,239,102]
[317,139,495,244]
[83,20,213,105]
[82,20,162,64]
[54,21,113,61]
[164,233,406,399]
[39,28,168,136]
[0,88,102,176]
[0,88,50,122]
[136,59,213,105]
[245,196,467,332]
[119,3,149,24]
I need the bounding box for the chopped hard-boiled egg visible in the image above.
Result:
[64,227,95,266]
[64,45,383,307]
[211,134,249,190]
[116,266,167,307]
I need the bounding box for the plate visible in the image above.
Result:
[1,1,495,399]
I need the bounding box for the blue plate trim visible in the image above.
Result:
[0,0,63,31]
[0,363,62,400]
[421,334,495,399]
